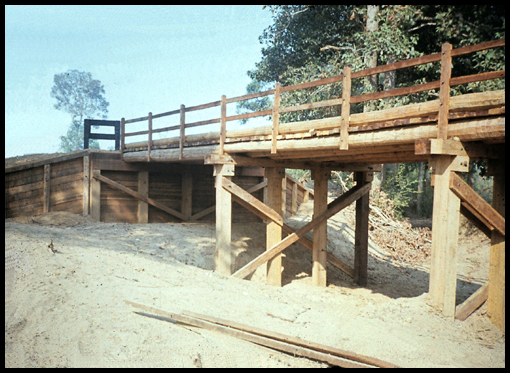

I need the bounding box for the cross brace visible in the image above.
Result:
[222,177,355,278]
[230,181,371,279]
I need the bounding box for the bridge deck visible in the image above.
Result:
[121,39,505,168]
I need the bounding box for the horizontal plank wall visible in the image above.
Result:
[5,157,84,218]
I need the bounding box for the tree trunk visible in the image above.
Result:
[364,5,380,113]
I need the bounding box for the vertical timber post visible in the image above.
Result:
[214,163,234,275]
[179,105,185,160]
[182,172,193,220]
[311,167,330,287]
[265,167,285,287]
[83,155,90,216]
[339,66,351,150]
[429,155,461,319]
[91,170,101,222]
[271,83,281,154]
[487,159,505,332]
[137,171,149,224]
[43,164,51,213]
[354,171,372,286]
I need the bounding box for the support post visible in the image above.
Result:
[91,169,101,221]
[438,43,452,140]
[219,96,227,155]
[271,83,281,154]
[179,105,185,160]
[181,172,193,220]
[43,164,51,213]
[487,159,505,332]
[265,167,285,286]
[429,155,461,319]
[83,155,90,216]
[311,168,330,287]
[354,171,372,286]
[214,163,234,275]
[147,112,153,161]
[340,66,351,150]
[137,171,149,224]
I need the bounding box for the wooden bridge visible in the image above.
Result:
[118,39,505,329]
[6,39,504,331]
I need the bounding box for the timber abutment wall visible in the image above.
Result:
[5,149,312,223]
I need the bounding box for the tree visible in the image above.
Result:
[51,70,109,152]
[240,5,504,219]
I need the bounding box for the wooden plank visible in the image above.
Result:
[354,172,370,286]
[219,95,227,155]
[233,182,371,279]
[91,170,101,221]
[125,300,379,368]
[438,42,452,140]
[215,165,233,275]
[181,172,192,220]
[339,66,351,149]
[147,112,153,161]
[311,168,329,287]
[455,283,489,321]
[181,310,399,368]
[82,156,90,216]
[271,83,281,154]
[43,164,51,213]
[222,178,283,226]
[460,203,493,238]
[487,159,505,332]
[137,172,149,224]
[93,172,187,221]
[265,167,285,287]
[449,172,504,236]
[179,104,185,160]
[5,150,89,173]
[429,155,460,319]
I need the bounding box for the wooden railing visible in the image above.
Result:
[121,39,505,160]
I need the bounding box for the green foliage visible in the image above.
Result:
[51,70,109,152]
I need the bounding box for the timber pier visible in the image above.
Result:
[5,39,505,330]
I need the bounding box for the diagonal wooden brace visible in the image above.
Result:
[222,178,355,278]
[232,182,371,279]
[450,172,505,236]
[93,173,188,221]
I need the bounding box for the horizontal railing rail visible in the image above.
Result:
[121,38,505,159]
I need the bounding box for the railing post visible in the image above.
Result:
[120,118,125,160]
[340,66,351,150]
[220,95,227,155]
[438,42,452,140]
[180,104,185,160]
[271,82,281,154]
[147,112,152,162]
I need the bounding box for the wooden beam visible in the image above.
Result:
[181,172,193,220]
[137,172,149,224]
[339,66,351,149]
[354,172,371,286]
[428,155,461,319]
[43,164,51,213]
[179,104,185,160]
[438,42,452,139]
[233,182,371,280]
[311,168,329,287]
[91,170,101,221]
[219,96,227,155]
[125,300,391,368]
[181,310,399,368]
[487,159,505,332]
[82,156,90,216]
[215,164,234,275]
[455,283,489,321]
[221,176,353,278]
[449,172,504,236]
[271,83,281,154]
[265,167,285,286]
[93,172,187,221]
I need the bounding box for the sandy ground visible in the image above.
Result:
[5,205,505,367]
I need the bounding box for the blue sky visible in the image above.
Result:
[5,5,274,157]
